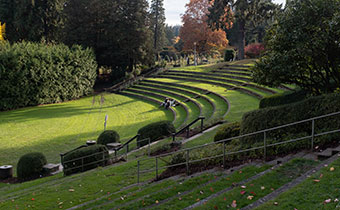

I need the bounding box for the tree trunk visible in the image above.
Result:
[237,19,245,60]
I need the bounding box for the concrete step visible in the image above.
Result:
[316,148,334,159]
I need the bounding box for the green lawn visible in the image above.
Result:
[0,93,173,170]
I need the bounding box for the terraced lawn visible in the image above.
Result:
[0,93,173,170]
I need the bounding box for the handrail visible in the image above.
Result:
[172,116,205,141]
[115,134,140,152]
[136,111,340,182]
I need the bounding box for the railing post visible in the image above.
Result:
[263,131,267,161]
[223,141,226,169]
[148,138,151,156]
[186,150,190,176]
[137,160,140,184]
[201,118,204,133]
[102,152,105,166]
[81,158,84,172]
[172,133,176,142]
[187,128,190,138]
[126,145,128,161]
[156,157,159,180]
[311,119,315,151]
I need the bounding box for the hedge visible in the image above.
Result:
[97,130,120,145]
[17,152,47,180]
[214,122,240,142]
[259,89,308,109]
[224,49,235,62]
[137,121,176,147]
[62,145,109,176]
[241,93,340,145]
[0,41,97,111]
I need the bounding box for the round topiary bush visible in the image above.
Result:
[214,122,240,142]
[97,130,120,145]
[17,152,47,180]
[137,121,176,147]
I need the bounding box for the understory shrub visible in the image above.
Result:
[214,122,240,142]
[63,145,109,176]
[0,41,97,111]
[97,130,120,145]
[259,89,308,109]
[244,43,265,58]
[17,152,47,180]
[137,121,176,147]
[241,93,340,145]
[224,49,235,61]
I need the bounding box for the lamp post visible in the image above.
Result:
[194,42,197,66]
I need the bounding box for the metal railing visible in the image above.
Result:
[172,116,205,141]
[137,111,340,183]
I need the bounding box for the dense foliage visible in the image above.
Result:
[244,43,265,58]
[97,130,120,145]
[259,89,308,109]
[252,0,340,94]
[214,122,240,142]
[17,152,47,180]
[63,145,109,176]
[0,0,65,42]
[0,21,4,41]
[224,49,235,61]
[0,41,97,111]
[137,121,176,147]
[150,0,166,53]
[241,93,340,145]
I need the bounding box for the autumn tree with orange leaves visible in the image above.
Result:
[180,0,229,54]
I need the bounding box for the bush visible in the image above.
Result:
[214,122,240,142]
[241,93,340,145]
[224,49,235,62]
[244,43,265,58]
[17,152,47,180]
[0,41,97,111]
[259,89,309,109]
[97,130,120,145]
[137,121,176,147]
[63,145,109,176]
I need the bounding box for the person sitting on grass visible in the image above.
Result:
[160,98,169,108]
[169,99,176,107]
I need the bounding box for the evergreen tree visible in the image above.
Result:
[0,0,65,42]
[150,0,166,53]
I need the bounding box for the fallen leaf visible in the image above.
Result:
[241,186,246,189]
[155,200,159,204]
[271,188,275,191]
[200,191,204,194]
[224,197,227,201]
[250,191,256,195]
[314,179,320,183]
[261,186,265,190]
[247,196,254,200]
[239,171,243,174]
[324,199,332,204]
[330,167,335,172]
[240,191,246,195]
[274,202,278,206]
[335,198,339,202]
[320,174,324,178]
[214,205,218,209]
[178,192,181,195]
[210,187,214,192]
[231,200,237,208]
[120,197,124,201]
[69,189,75,192]
[196,198,200,201]
[179,197,182,201]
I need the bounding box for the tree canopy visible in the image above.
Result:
[180,0,229,54]
[0,21,4,40]
[252,0,340,94]
[150,0,166,53]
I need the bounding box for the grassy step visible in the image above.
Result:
[139,82,215,121]
[143,79,230,119]
[124,89,189,128]
[155,75,264,99]
[134,85,203,119]
[164,71,277,95]
[192,158,318,210]
[119,91,179,127]
[83,170,224,210]
[212,69,252,76]
[169,70,252,82]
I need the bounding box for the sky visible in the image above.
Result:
[164,0,286,26]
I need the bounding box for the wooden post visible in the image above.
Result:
[223,141,226,169]
[156,157,159,180]
[311,119,315,151]
[263,131,267,161]
[186,150,190,176]
[201,118,204,133]
[137,160,140,184]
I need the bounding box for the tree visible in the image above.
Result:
[64,0,154,74]
[0,0,65,42]
[180,0,229,54]
[150,0,166,53]
[252,0,340,94]
[208,0,280,59]
[0,21,5,40]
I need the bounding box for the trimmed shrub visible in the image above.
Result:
[259,89,308,109]
[244,43,265,58]
[0,41,97,111]
[97,130,120,145]
[63,145,109,176]
[137,121,176,147]
[241,93,340,145]
[224,49,235,62]
[17,152,47,180]
[214,122,240,142]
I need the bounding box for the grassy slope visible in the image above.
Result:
[0,93,173,169]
